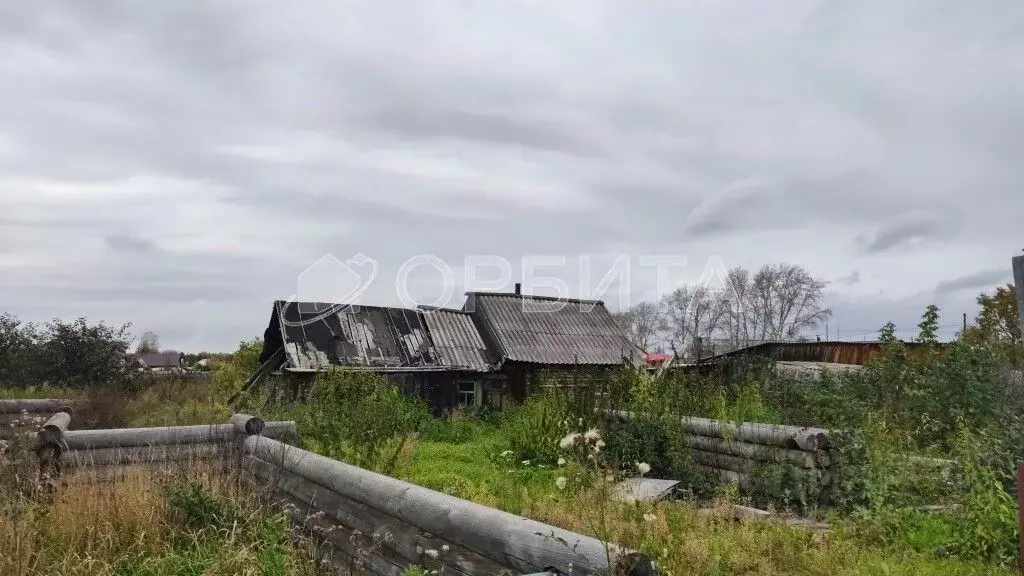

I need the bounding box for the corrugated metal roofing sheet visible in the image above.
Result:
[420,307,493,372]
[268,301,444,371]
[465,293,639,366]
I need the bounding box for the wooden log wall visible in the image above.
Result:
[610,410,836,494]
[243,435,654,576]
[29,411,653,576]
[35,413,298,482]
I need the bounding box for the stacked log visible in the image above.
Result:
[0,398,74,440]
[610,410,835,493]
[36,414,297,481]
[243,435,655,576]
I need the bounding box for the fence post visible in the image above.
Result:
[1018,460,1024,573]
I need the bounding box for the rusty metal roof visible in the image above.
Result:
[463,292,639,366]
[260,301,480,373]
[701,340,946,366]
[420,307,494,372]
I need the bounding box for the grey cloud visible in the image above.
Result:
[934,269,1011,295]
[836,271,861,286]
[858,220,950,254]
[105,234,159,253]
[1,0,1023,350]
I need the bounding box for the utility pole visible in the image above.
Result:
[963,312,967,333]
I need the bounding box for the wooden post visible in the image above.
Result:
[1014,255,1024,335]
[1018,460,1024,573]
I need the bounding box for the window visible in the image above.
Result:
[457,380,481,407]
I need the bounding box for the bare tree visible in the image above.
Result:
[710,263,832,347]
[137,331,160,354]
[611,302,662,352]
[659,285,696,354]
[768,263,832,338]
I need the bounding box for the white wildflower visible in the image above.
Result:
[583,428,601,441]
[577,417,584,426]
[555,476,568,490]
[441,545,450,553]
[424,548,440,559]
[558,433,580,449]
[521,460,531,466]
[636,462,651,475]
[500,450,514,457]
[643,513,657,523]
[557,457,566,466]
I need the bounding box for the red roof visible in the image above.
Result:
[645,352,670,363]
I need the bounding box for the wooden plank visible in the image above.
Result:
[243,436,653,576]
[246,456,507,576]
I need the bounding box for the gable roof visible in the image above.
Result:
[261,300,479,373]
[134,351,183,368]
[419,306,494,372]
[463,292,639,366]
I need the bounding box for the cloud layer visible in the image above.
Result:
[1,0,1022,350]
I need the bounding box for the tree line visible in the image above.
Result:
[613,262,833,359]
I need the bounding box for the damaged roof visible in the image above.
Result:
[463,292,640,366]
[260,301,481,373]
[419,306,494,373]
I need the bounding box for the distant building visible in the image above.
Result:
[131,351,185,372]
[254,286,640,412]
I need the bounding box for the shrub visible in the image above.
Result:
[498,394,569,465]
[296,369,430,471]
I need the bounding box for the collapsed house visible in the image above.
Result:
[253,288,640,412]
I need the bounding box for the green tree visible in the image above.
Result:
[915,305,940,345]
[965,284,1024,367]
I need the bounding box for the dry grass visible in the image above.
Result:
[0,453,317,576]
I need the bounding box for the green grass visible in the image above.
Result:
[392,423,1015,576]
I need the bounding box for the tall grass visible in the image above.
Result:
[0,452,316,575]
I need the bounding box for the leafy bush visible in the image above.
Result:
[498,394,570,465]
[294,369,430,471]
[0,315,134,389]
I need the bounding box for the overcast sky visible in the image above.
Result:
[2,1,1022,351]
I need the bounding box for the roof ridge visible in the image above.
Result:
[464,291,605,305]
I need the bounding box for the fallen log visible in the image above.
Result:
[243,435,654,576]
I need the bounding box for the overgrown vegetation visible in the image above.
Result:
[3,281,1024,574]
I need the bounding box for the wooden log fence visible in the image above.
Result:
[0,398,75,440]
[243,435,655,576]
[26,409,653,576]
